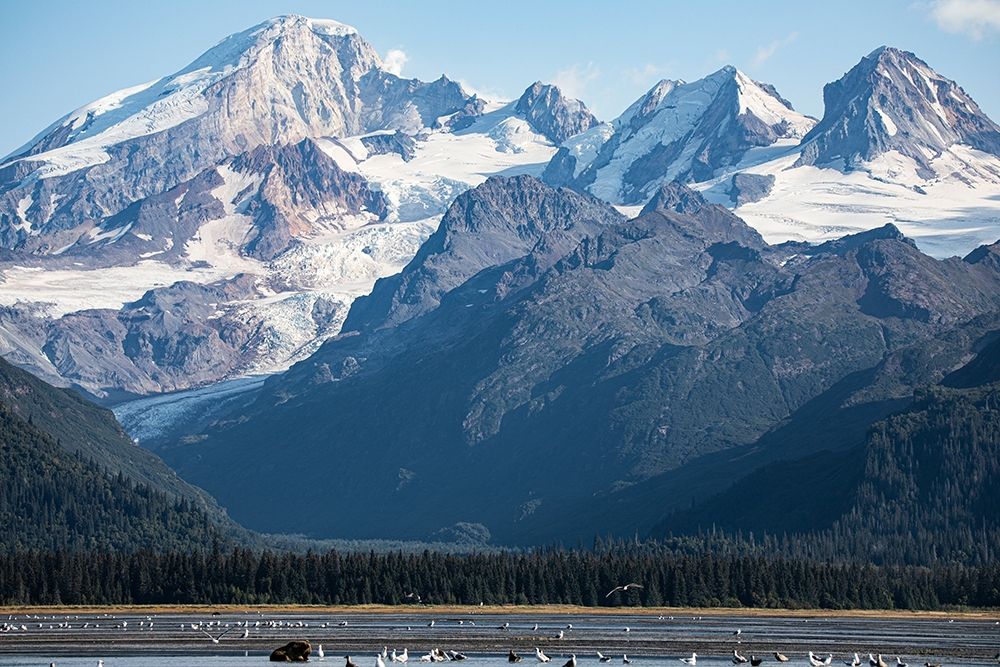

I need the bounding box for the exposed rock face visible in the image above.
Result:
[544,67,814,203]
[359,131,418,161]
[162,176,1000,544]
[343,174,625,332]
[0,15,474,253]
[797,47,1000,174]
[514,82,600,144]
[728,173,775,205]
[232,139,388,260]
[270,641,312,662]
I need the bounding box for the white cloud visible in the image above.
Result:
[929,0,1000,39]
[752,32,799,68]
[383,49,408,76]
[551,62,600,101]
[456,80,510,103]
[624,63,673,86]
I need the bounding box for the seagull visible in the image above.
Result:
[532,623,540,632]
[317,645,325,660]
[623,657,632,665]
[733,629,742,637]
[399,649,409,664]
[751,657,763,667]
[509,651,523,663]
[598,653,612,663]
[606,583,644,598]
[563,656,577,667]
[680,654,697,666]
[734,651,749,664]
[845,655,861,667]
[774,655,790,664]
[924,663,941,667]
[556,630,565,640]
[378,656,387,667]
[536,648,551,663]
[500,622,511,631]
[896,659,907,667]
[809,653,833,667]
[346,656,359,667]
[623,627,631,633]
[201,627,234,644]
[392,650,400,663]
[875,656,888,667]
[448,651,467,661]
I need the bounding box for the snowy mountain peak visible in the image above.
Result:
[543,66,814,203]
[514,81,599,144]
[798,46,1000,174]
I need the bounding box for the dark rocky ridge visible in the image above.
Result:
[160,176,1000,544]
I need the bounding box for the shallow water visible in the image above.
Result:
[3,656,993,667]
[3,611,998,665]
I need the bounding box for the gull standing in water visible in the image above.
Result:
[597,653,612,663]
[536,648,551,663]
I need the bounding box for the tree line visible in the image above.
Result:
[3,545,998,609]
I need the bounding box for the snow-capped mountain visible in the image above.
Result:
[699,47,1000,257]
[0,16,588,397]
[542,66,815,203]
[797,47,1000,174]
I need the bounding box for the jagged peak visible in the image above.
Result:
[811,223,915,255]
[513,82,599,144]
[640,181,707,216]
[798,46,1000,169]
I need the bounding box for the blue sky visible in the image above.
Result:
[2,0,998,156]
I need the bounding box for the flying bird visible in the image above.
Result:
[606,583,644,598]
[201,627,234,644]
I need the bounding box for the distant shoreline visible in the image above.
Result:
[3,604,998,619]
